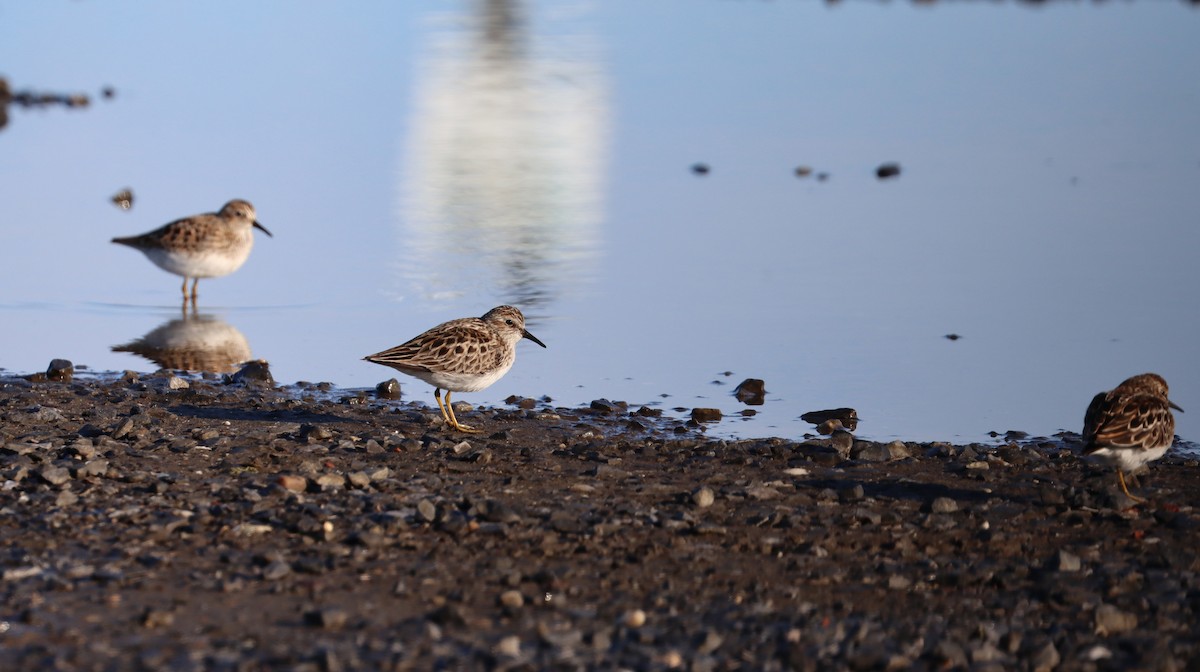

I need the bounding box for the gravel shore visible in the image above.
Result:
[1,368,1197,671]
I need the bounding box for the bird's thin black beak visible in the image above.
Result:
[523,330,547,348]
[1170,400,1184,413]
[254,221,273,237]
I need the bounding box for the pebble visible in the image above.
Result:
[305,608,349,631]
[46,358,74,382]
[623,609,647,628]
[1055,550,1081,572]
[732,379,766,405]
[417,499,437,523]
[930,497,959,514]
[690,408,722,423]
[375,378,401,400]
[1094,604,1137,635]
[691,486,715,508]
[277,475,308,493]
[499,590,524,609]
[40,466,71,486]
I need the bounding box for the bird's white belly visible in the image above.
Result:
[143,244,253,279]
[410,361,514,393]
[1088,445,1170,473]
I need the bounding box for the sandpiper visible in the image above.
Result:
[364,305,546,433]
[1082,372,1183,503]
[112,199,271,301]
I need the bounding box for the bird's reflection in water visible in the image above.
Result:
[112,305,252,374]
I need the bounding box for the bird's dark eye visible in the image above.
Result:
[505,319,515,325]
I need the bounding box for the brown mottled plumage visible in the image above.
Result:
[1082,373,1183,502]
[112,199,271,301]
[364,306,546,433]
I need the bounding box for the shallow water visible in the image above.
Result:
[1,0,1198,443]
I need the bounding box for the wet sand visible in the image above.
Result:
[1,370,1197,670]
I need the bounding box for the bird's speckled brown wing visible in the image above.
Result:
[113,214,241,253]
[1083,390,1175,453]
[364,319,505,375]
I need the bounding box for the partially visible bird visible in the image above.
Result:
[363,305,546,433]
[1082,373,1183,503]
[112,199,271,301]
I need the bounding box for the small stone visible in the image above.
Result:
[623,609,646,628]
[887,575,912,590]
[838,484,865,503]
[1055,550,1081,572]
[262,561,292,581]
[499,590,524,609]
[167,376,190,390]
[733,379,766,405]
[1030,641,1060,672]
[375,378,401,400]
[691,162,710,175]
[347,471,372,488]
[691,486,715,508]
[140,608,174,628]
[1094,603,1137,635]
[885,441,911,459]
[230,360,274,387]
[496,635,521,657]
[305,608,348,630]
[830,430,854,457]
[418,499,437,523]
[802,408,859,431]
[315,473,345,491]
[851,441,892,462]
[277,475,307,493]
[930,497,958,514]
[40,466,71,486]
[691,408,722,423]
[46,359,74,382]
[794,165,813,178]
[875,162,901,179]
[816,419,843,435]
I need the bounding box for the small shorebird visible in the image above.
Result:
[112,199,271,301]
[1082,373,1183,503]
[364,305,546,433]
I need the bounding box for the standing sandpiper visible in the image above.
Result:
[112,199,272,301]
[1082,372,1183,503]
[363,305,546,433]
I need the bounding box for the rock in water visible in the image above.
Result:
[47,359,74,382]
[733,378,766,405]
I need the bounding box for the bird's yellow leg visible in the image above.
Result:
[181,277,189,297]
[1117,470,1146,504]
[189,278,199,301]
[433,388,452,425]
[442,390,479,433]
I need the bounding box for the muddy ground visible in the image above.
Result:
[0,368,1197,671]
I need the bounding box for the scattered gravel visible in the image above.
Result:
[0,371,1197,670]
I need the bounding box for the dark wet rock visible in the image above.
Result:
[229,359,274,387]
[849,440,891,462]
[589,399,626,414]
[691,162,710,175]
[634,406,662,418]
[690,408,722,423]
[374,378,401,400]
[945,333,961,341]
[875,162,901,179]
[733,378,766,405]
[46,359,74,382]
[802,407,859,432]
[794,165,813,178]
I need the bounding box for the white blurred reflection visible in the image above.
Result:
[398,0,608,312]
[112,310,252,374]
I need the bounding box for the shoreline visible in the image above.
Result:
[1,369,1197,669]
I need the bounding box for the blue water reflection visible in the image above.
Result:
[0,0,1197,445]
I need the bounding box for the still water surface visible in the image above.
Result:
[1,1,1197,443]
